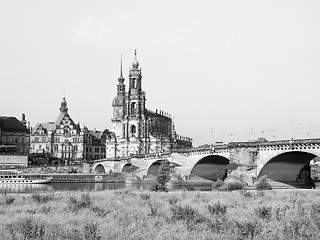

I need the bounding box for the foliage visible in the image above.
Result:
[31,193,54,203]
[212,179,224,191]
[185,184,195,191]
[84,221,101,240]
[151,161,174,192]
[66,193,92,212]
[1,189,320,239]
[220,180,245,191]
[255,175,273,191]
[207,201,227,216]
[239,189,253,198]
[140,193,151,200]
[254,206,272,220]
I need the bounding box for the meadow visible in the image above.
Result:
[0,188,320,240]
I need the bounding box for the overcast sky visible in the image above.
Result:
[1,1,320,146]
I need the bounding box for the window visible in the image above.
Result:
[39,145,42,149]
[95,147,99,153]
[131,125,136,134]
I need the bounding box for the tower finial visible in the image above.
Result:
[120,54,123,78]
[132,49,139,68]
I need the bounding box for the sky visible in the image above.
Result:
[1,1,320,146]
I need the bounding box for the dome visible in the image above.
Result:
[112,95,124,107]
[132,60,139,68]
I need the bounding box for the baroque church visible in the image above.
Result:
[106,50,192,158]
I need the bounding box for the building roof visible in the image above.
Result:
[0,116,29,132]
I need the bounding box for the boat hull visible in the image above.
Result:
[0,178,52,184]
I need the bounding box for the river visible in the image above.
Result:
[0,182,214,194]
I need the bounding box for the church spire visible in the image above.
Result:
[132,49,139,69]
[117,55,125,95]
[118,55,124,82]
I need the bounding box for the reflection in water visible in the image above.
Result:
[0,184,54,193]
[0,182,213,193]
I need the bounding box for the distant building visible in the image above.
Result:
[0,114,30,155]
[106,50,192,158]
[30,98,109,163]
[83,127,109,160]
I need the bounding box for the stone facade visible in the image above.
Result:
[0,115,30,156]
[106,50,192,158]
[30,98,109,162]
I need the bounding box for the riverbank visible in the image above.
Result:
[0,189,320,239]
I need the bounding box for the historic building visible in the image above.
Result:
[0,114,30,155]
[106,50,192,158]
[30,98,109,163]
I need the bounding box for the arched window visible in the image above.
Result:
[131,102,136,114]
[130,125,136,136]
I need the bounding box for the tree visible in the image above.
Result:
[150,161,174,192]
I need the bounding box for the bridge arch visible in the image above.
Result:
[94,164,106,174]
[121,163,138,173]
[147,160,166,177]
[190,155,229,181]
[258,151,317,184]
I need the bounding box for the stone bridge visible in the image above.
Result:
[91,138,320,185]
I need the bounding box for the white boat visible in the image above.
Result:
[0,170,52,184]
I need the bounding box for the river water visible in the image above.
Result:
[0,181,318,194]
[0,182,214,194]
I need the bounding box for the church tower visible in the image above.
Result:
[124,50,148,155]
[111,56,126,138]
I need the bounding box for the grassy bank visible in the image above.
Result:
[0,189,320,239]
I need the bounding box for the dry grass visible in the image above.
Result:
[0,189,319,239]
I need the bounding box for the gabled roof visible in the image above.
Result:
[0,116,29,132]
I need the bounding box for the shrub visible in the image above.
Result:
[234,219,261,240]
[212,179,224,191]
[171,204,200,224]
[91,206,109,217]
[84,221,101,240]
[66,193,93,212]
[31,193,54,203]
[239,189,253,198]
[6,216,45,240]
[5,196,15,205]
[221,180,245,191]
[185,184,195,191]
[168,196,178,205]
[255,175,272,191]
[147,200,158,216]
[254,206,272,220]
[208,202,228,216]
[140,193,151,200]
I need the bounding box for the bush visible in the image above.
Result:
[140,193,151,200]
[66,193,93,212]
[6,216,45,239]
[254,206,272,220]
[31,193,54,203]
[185,184,195,191]
[208,202,228,216]
[84,221,101,240]
[239,189,253,198]
[234,219,261,240]
[255,175,272,191]
[221,180,245,191]
[5,196,15,205]
[171,204,200,223]
[212,179,224,191]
